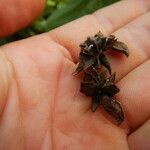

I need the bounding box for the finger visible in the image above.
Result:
[0,0,45,37]
[117,60,150,130]
[49,0,150,61]
[128,119,150,150]
[93,0,150,35]
[107,12,150,80]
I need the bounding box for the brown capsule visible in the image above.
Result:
[101,96,124,125]
[73,31,129,125]
[74,32,129,75]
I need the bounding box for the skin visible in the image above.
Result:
[0,0,150,149]
[0,0,45,37]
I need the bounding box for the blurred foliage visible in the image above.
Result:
[0,0,119,45]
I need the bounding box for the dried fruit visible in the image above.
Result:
[74,32,129,75]
[73,31,129,125]
[80,71,123,124]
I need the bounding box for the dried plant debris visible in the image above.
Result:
[81,71,124,124]
[101,96,124,125]
[74,32,129,75]
[73,31,129,125]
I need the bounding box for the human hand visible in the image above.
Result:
[0,0,150,149]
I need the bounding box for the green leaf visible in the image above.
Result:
[46,0,119,31]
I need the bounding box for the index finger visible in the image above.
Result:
[48,0,149,61]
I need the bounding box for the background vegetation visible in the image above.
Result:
[0,0,119,45]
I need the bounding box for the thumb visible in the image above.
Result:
[0,0,45,38]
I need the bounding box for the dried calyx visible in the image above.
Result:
[81,71,124,125]
[73,31,129,125]
[73,32,129,75]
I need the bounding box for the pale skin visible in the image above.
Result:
[0,0,150,149]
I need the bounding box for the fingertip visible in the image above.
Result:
[0,0,46,37]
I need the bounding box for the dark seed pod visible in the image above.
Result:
[101,96,124,125]
[73,31,129,75]
[80,71,119,97]
[73,31,129,125]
